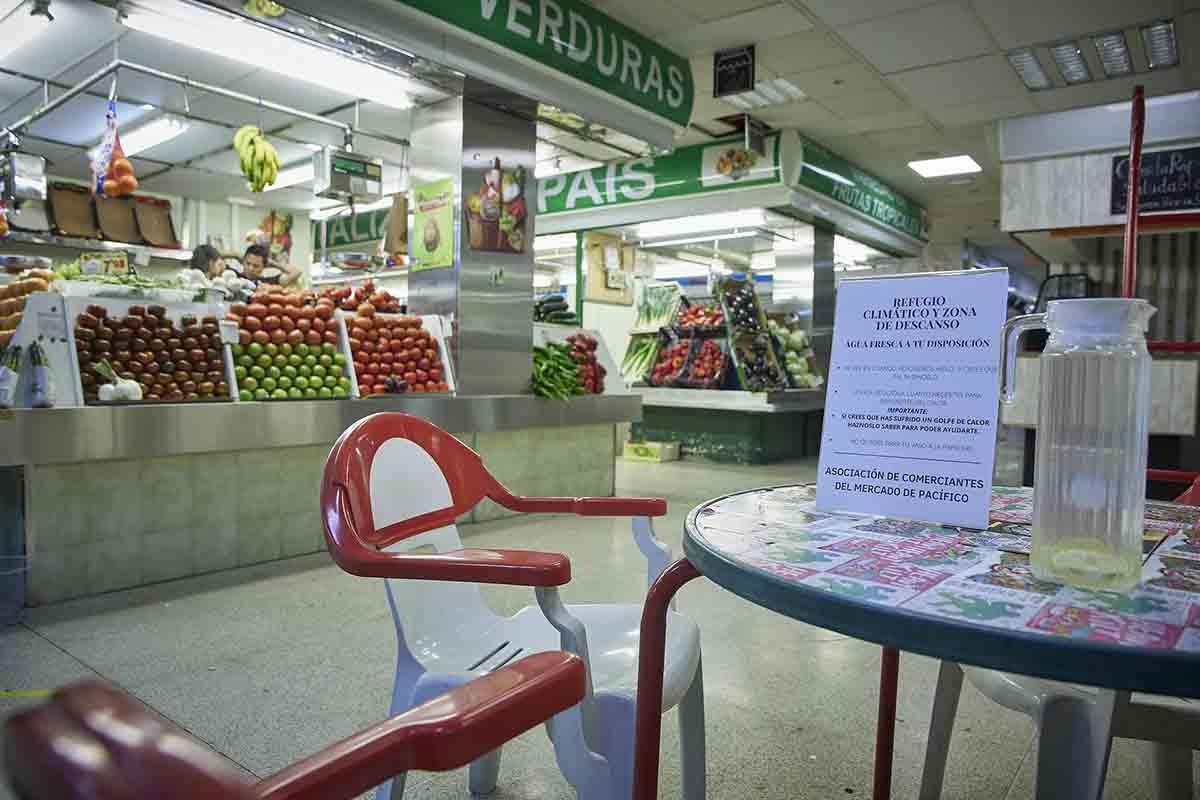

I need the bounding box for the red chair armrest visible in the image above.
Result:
[255,652,586,800]
[502,494,668,517]
[332,546,572,587]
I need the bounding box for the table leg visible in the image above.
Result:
[873,647,900,800]
[633,557,703,800]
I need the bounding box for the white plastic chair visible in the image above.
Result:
[322,413,704,800]
[920,662,1200,799]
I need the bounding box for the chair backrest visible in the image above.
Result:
[4,681,253,800]
[323,413,501,642]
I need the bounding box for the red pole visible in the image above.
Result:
[633,557,702,800]
[872,647,900,800]
[1121,86,1146,298]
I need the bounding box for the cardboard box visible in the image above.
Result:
[623,441,681,463]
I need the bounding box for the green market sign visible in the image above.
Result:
[798,138,928,241]
[313,208,391,249]
[539,135,784,215]
[395,0,693,128]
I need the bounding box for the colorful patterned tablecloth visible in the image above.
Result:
[685,486,1200,658]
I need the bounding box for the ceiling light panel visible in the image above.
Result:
[117,115,190,157]
[1141,21,1178,70]
[722,78,805,110]
[1050,41,1092,84]
[907,155,982,178]
[1092,32,1133,78]
[123,1,413,110]
[0,1,52,61]
[637,209,766,239]
[1006,48,1053,90]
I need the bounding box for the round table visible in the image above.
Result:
[631,484,1200,800]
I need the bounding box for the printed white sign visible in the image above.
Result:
[816,270,1008,529]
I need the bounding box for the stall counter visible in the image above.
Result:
[2,394,640,605]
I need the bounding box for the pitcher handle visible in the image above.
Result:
[1001,313,1046,404]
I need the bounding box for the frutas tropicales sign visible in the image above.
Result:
[395,0,694,128]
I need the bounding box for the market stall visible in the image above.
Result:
[535,132,929,463]
[0,0,688,605]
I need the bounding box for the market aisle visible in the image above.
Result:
[1,457,1191,799]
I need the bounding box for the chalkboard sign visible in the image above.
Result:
[714,45,755,98]
[1111,146,1200,214]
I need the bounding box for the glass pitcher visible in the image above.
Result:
[1002,298,1155,591]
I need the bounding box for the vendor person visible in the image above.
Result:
[240,243,301,288]
[190,243,224,280]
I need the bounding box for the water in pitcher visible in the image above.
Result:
[1030,345,1150,590]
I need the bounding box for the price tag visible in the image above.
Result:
[218,320,240,346]
[816,269,1008,529]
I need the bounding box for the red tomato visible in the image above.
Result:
[297,318,312,334]
[361,341,375,355]
[360,374,374,387]
[324,330,338,345]
[416,369,428,383]
[367,363,381,375]
[390,340,406,354]
[411,384,425,393]
[373,385,387,395]
[380,352,394,365]
[403,371,417,383]
[429,368,442,381]
[425,381,439,392]
[305,330,322,346]
[424,348,437,361]
[353,361,367,375]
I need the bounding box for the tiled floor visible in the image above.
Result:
[2,453,1195,799]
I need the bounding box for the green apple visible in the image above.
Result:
[247,342,263,358]
[319,354,333,368]
[243,376,259,392]
[237,354,253,368]
[318,386,332,398]
[337,377,351,390]
[257,354,272,369]
[262,377,277,393]
[265,343,278,357]
[296,343,310,357]
[333,353,346,366]
[280,343,293,357]
[288,387,303,398]
[234,366,247,382]
[323,375,337,389]
[231,344,244,358]
[312,365,326,380]
[271,388,287,399]
[329,365,342,379]
[303,387,318,398]
[322,343,337,356]
[332,386,348,398]
[250,365,266,381]
[283,365,298,379]
[288,354,302,367]
[304,354,317,368]
[238,389,252,402]
[267,366,282,380]
[274,355,287,368]
[298,365,312,378]
[254,388,268,401]
[278,376,293,391]
[294,376,309,390]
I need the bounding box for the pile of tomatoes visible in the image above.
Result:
[650,340,691,386]
[348,306,448,395]
[676,304,724,330]
[228,291,338,350]
[687,340,726,385]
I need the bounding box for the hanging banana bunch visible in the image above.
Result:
[233,125,281,192]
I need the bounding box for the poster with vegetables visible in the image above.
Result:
[411,177,454,271]
[465,158,528,254]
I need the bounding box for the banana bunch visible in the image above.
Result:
[234,125,280,192]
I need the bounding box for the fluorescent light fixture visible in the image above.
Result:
[310,195,399,220]
[641,231,758,249]
[0,1,52,60]
[226,196,257,207]
[907,154,982,178]
[1092,32,1133,78]
[1050,41,1092,84]
[122,1,413,110]
[637,209,765,239]
[117,114,190,156]
[535,233,577,251]
[1141,20,1178,70]
[722,78,805,109]
[261,162,313,192]
[1006,48,1053,90]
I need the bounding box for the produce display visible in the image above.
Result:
[347,308,447,396]
[769,318,824,389]
[731,333,786,392]
[648,339,692,387]
[675,302,724,332]
[231,338,349,400]
[0,269,52,347]
[75,304,229,404]
[318,282,402,314]
[234,126,282,193]
[534,294,578,325]
[621,333,658,383]
[532,342,583,399]
[682,339,728,388]
[721,279,765,334]
[564,332,605,394]
[634,283,681,331]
